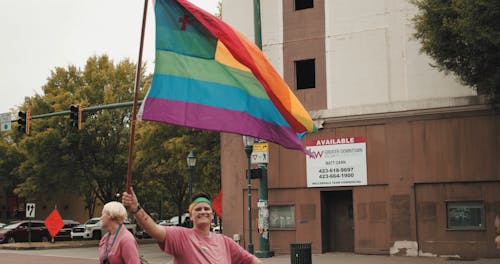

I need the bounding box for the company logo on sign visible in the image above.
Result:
[309,150,324,159]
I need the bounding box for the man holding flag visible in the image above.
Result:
[122,188,262,263]
[122,0,316,262]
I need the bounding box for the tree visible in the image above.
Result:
[412,0,500,106]
[134,122,220,224]
[13,55,150,217]
[9,54,221,221]
[0,138,24,199]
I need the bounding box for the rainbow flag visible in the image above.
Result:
[139,0,316,152]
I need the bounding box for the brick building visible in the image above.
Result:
[220,0,499,258]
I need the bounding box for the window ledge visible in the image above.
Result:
[446,228,486,232]
[270,228,296,231]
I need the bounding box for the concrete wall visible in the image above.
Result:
[325,0,475,108]
[223,0,476,112]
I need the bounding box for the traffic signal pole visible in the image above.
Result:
[10,101,142,125]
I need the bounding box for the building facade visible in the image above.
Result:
[221,0,499,258]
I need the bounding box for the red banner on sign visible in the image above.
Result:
[44,209,64,238]
[306,136,366,146]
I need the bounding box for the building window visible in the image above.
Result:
[270,205,295,228]
[295,0,314,11]
[446,201,485,230]
[295,59,316,89]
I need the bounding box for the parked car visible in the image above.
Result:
[0,223,6,229]
[157,219,172,226]
[135,226,152,239]
[0,220,50,243]
[54,220,79,241]
[213,225,222,233]
[71,217,102,240]
[169,213,189,226]
[71,217,137,240]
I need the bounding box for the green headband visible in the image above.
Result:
[191,197,212,207]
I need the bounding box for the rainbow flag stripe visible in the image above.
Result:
[139,0,315,152]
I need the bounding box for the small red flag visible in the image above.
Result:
[212,191,222,218]
[44,209,64,238]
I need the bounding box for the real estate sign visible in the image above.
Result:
[306,137,367,187]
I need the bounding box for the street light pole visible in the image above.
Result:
[243,136,255,254]
[186,151,196,201]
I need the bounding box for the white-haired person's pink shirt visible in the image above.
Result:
[98,201,140,264]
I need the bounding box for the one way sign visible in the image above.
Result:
[26,203,36,218]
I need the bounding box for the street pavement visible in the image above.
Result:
[0,241,499,264]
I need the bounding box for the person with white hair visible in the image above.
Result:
[98,201,140,264]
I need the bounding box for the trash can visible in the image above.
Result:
[290,242,312,264]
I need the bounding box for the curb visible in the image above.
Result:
[0,238,156,251]
[0,241,98,251]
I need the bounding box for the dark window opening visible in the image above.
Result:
[446,201,485,230]
[270,205,295,228]
[295,59,316,89]
[295,0,314,11]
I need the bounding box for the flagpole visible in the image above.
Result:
[126,0,149,193]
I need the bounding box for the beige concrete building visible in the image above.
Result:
[220,0,499,258]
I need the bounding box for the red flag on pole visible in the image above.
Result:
[212,191,222,218]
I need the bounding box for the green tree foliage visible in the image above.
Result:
[412,0,500,106]
[12,55,150,217]
[0,138,24,195]
[134,122,220,222]
[3,54,221,220]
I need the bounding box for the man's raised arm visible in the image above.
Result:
[122,187,166,243]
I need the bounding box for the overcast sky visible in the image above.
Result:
[0,0,218,113]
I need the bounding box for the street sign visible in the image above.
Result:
[44,209,64,239]
[246,168,263,179]
[253,142,269,152]
[26,203,36,218]
[251,151,268,164]
[0,112,11,132]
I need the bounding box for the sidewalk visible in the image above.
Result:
[1,241,498,263]
[260,253,499,264]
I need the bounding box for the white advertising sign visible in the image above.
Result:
[306,137,367,187]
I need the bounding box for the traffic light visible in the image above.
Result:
[17,111,30,135]
[69,105,83,130]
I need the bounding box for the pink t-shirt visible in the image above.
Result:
[99,228,140,264]
[159,226,254,264]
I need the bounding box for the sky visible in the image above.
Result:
[0,0,218,114]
